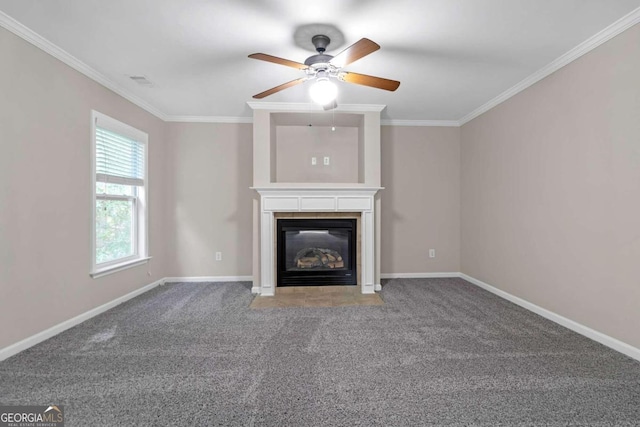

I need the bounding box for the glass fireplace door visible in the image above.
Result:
[277,219,357,286]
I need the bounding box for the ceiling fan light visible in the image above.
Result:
[309,77,337,105]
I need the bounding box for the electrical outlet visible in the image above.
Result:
[323,156,330,165]
[429,249,436,258]
[311,157,317,166]
[215,252,222,261]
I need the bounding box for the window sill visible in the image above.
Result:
[90,256,152,279]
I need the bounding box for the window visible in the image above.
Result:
[91,111,149,277]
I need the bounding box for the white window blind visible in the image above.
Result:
[95,127,145,186]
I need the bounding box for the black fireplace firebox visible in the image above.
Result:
[277,218,357,286]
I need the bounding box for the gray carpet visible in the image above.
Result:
[1,278,639,426]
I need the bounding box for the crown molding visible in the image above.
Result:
[459,6,640,125]
[0,10,168,121]
[247,102,386,112]
[4,6,639,127]
[381,119,460,127]
[165,117,462,126]
[164,115,253,123]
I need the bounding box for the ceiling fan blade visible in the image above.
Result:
[340,72,400,91]
[323,100,338,111]
[248,53,309,70]
[330,38,380,68]
[252,78,308,99]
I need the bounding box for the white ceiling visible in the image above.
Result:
[2,0,640,122]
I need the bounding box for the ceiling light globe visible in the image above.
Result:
[309,78,337,105]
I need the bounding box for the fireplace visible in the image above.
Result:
[277,218,357,286]
[253,188,379,295]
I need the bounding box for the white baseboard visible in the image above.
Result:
[381,272,461,279]
[0,278,164,362]
[5,273,637,364]
[164,275,253,283]
[459,273,640,363]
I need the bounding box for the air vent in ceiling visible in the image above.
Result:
[128,75,154,87]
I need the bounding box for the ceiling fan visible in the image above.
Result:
[248,35,400,108]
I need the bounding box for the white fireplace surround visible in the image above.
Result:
[249,103,384,296]
[253,186,382,296]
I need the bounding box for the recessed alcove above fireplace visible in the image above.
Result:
[249,102,384,296]
[271,112,362,184]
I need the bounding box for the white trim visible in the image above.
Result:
[381,120,460,127]
[163,276,253,283]
[165,117,463,126]
[247,102,386,112]
[459,6,640,125]
[252,185,383,192]
[0,278,164,362]
[93,110,149,141]
[164,116,253,124]
[381,272,640,361]
[255,188,381,296]
[3,7,640,126]
[90,257,152,279]
[0,11,167,121]
[90,111,149,277]
[381,272,461,279]
[3,274,638,364]
[459,273,640,363]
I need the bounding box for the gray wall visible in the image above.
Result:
[166,122,254,277]
[0,27,170,349]
[164,122,462,279]
[381,126,461,274]
[275,126,359,183]
[461,24,640,348]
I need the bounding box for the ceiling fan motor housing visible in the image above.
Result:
[312,35,330,52]
[304,35,334,67]
[304,54,334,66]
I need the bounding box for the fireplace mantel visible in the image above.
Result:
[253,186,382,296]
[253,185,382,198]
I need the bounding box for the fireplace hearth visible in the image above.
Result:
[277,218,357,286]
